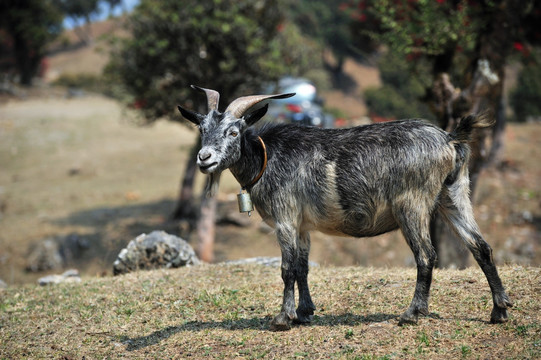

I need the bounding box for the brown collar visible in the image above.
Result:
[243,136,267,190]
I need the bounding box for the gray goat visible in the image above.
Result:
[178,86,512,331]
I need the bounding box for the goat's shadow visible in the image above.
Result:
[119,313,398,351]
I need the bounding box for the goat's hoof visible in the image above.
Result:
[490,293,512,324]
[490,306,509,324]
[269,313,292,331]
[293,313,313,324]
[398,312,419,326]
[294,306,315,324]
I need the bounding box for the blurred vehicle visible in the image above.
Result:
[265,77,334,128]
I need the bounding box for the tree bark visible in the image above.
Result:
[429,59,506,268]
[171,139,200,221]
[171,137,218,263]
[196,183,217,263]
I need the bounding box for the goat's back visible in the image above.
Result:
[251,119,459,237]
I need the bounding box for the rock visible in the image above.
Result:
[113,231,200,275]
[38,269,81,286]
[224,256,318,268]
[26,234,89,272]
[26,238,63,272]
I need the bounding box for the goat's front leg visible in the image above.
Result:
[294,231,316,324]
[270,224,298,331]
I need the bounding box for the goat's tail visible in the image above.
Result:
[450,111,495,143]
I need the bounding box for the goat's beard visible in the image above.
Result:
[205,171,222,198]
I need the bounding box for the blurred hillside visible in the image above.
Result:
[46,18,128,81]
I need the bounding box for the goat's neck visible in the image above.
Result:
[230,132,266,190]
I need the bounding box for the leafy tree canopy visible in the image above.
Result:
[347,0,541,63]
[0,0,63,85]
[287,0,354,65]
[107,0,319,123]
[346,0,541,119]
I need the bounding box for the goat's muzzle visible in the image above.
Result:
[197,149,218,174]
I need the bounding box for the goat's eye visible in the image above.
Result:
[230,131,238,137]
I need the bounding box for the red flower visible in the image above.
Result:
[133,99,147,109]
[513,42,524,51]
[436,0,445,3]
[339,2,349,11]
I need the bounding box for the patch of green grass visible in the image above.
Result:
[460,344,472,357]
[0,266,539,359]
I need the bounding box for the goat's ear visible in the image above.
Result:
[243,104,269,127]
[178,105,205,125]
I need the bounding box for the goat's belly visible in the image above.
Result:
[316,223,399,238]
[307,214,399,238]
[341,223,400,238]
[319,209,400,238]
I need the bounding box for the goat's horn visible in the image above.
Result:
[191,85,220,111]
[225,93,295,118]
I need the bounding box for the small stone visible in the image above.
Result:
[38,269,81,286]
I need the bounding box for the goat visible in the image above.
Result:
[178,85,512,331]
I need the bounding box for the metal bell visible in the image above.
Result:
[237,189,253,216]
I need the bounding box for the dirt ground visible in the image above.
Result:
[0,94,539,285]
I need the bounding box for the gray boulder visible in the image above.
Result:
[113,231,200,275]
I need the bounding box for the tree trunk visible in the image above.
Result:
[196,183,217,263]
[171,139,200,221]
[430,214,470,269]
[12,27,36,86]
[171,137,218,262]
[429,58,506,268]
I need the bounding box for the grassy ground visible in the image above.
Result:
[1,264,539,359]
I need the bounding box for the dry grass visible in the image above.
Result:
[1,265,539,359]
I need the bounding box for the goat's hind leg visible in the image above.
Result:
[438,186,512,323]
[394,205,437,326]
[294,232,316,324]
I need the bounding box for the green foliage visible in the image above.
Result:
[106,0,300,123]
[262,22,324,88]
[362,0,476,58]
[350,0,541,123]
[364,52,433,119]
[510,58,541,122]
[349,0,541,62]
[54,0,100,20]
[0,0,63,85]
[287,0,353,63]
